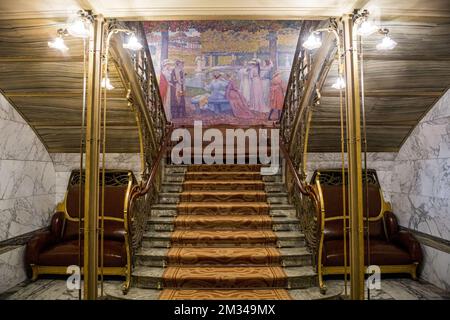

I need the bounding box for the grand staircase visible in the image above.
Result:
[106,163,341,299]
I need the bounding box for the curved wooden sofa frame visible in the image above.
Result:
[27,170,136,294]
[312,169,421,293]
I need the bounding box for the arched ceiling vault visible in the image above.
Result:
[0,0,449,153]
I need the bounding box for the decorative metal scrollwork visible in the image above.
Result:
[69,170,131,186]
[313,169,380,186]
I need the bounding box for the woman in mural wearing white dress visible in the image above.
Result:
[260,59,273,107]
[159,59,174,121]
[249,59,268,113]
[238,61,251,104]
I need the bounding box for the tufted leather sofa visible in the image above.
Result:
[311,169,422,287]
[25,170,135,290]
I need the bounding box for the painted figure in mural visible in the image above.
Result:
[170,60,186,118]
[225,73,253,119]
[260,59,274,107]
[159,59,174,121]
[194,55,205,73]
[249,59,268,113]
[238,62,251,104]
[204,73,229,113]
[268,70,286,120]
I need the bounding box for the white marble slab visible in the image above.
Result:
[0,92,56,292]
[420,245,450,292]
[0,246,27,294]
[50,153,142,205]
[390,89,450,291]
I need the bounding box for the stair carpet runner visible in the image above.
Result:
[154,164,312,300]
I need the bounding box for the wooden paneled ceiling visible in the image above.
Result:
[311,20,450,152]
[0,0,449,153]
[0,18,139,153]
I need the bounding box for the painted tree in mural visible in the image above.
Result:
[143,21,301,69]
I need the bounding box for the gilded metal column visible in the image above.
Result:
[342,14,365,300]
[84,14,104,300]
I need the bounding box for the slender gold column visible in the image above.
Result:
[83,14,104,300]
[342,14,365,300]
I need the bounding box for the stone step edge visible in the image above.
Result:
[104,282,342,300]
[143,231,305,240]
[147,217,300,224]
[135,247,311,259]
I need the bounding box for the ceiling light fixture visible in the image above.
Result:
[376,29,397,50]
[66,10,91,38]
[332,76,346,90]
[123,34,143,51]
[101,77,114,90]
[356,20,379,37]
[302,33,322,50]
[48,29,68,52]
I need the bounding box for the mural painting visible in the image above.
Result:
[144,21,301,126]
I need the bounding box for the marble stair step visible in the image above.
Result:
[131,266,317,290]
[177,202,270,215]
[150,203,296,218]
[180,191,267,202]
[173,215,273,229]
[163,171,282,183]
[186,164,263,172]
[185,171,262,181]
[135,247,311,267]
[105,283,342,300]
[158,192,288,204]
[160,181,286,193]
[182,180,265,191]
[142,231,305,248]
[147,216,300,232]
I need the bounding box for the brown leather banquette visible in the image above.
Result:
[311,169,422,288]
[25,170,135,291]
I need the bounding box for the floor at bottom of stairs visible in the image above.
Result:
[2,278,449,300]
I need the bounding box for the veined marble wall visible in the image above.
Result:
[390,89,450,291]
[50,153,142,204]
[0,93,56,293]
[306,152,397,202]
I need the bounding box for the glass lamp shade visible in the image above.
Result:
[48,37,68,52]
[302,34,322,50]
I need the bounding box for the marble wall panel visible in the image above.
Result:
[0,92,56,293]
[306,152,397,201]
[0,246,27,294]
[391,89,450,290]
[50,153,142,204]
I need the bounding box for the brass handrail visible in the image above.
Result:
[105,20,170,294]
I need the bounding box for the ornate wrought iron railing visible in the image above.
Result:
[125,22,170,255]
[107,21,171,293]
[279,20,336,286]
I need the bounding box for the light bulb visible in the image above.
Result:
[101,77,114,90]
[376,35,397,50]
[67,17,90,38]
[357,20,379,37]
[332,76,346,90]
[302,33,322,50]
[48,37,68,52]
[123,35,143,51]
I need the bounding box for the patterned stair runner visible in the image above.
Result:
[159,164,293,299]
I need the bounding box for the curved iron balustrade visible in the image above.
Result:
[279,20,338,294]
[106,21,171,293]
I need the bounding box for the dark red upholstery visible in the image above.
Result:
[25,172,131,278]
[317,171,422,272]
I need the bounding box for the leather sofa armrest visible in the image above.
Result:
[383,211,399,240]
[25,230,56,266]
[50,211,65,240]
[391,230,423,263]
[25,211,65,266]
